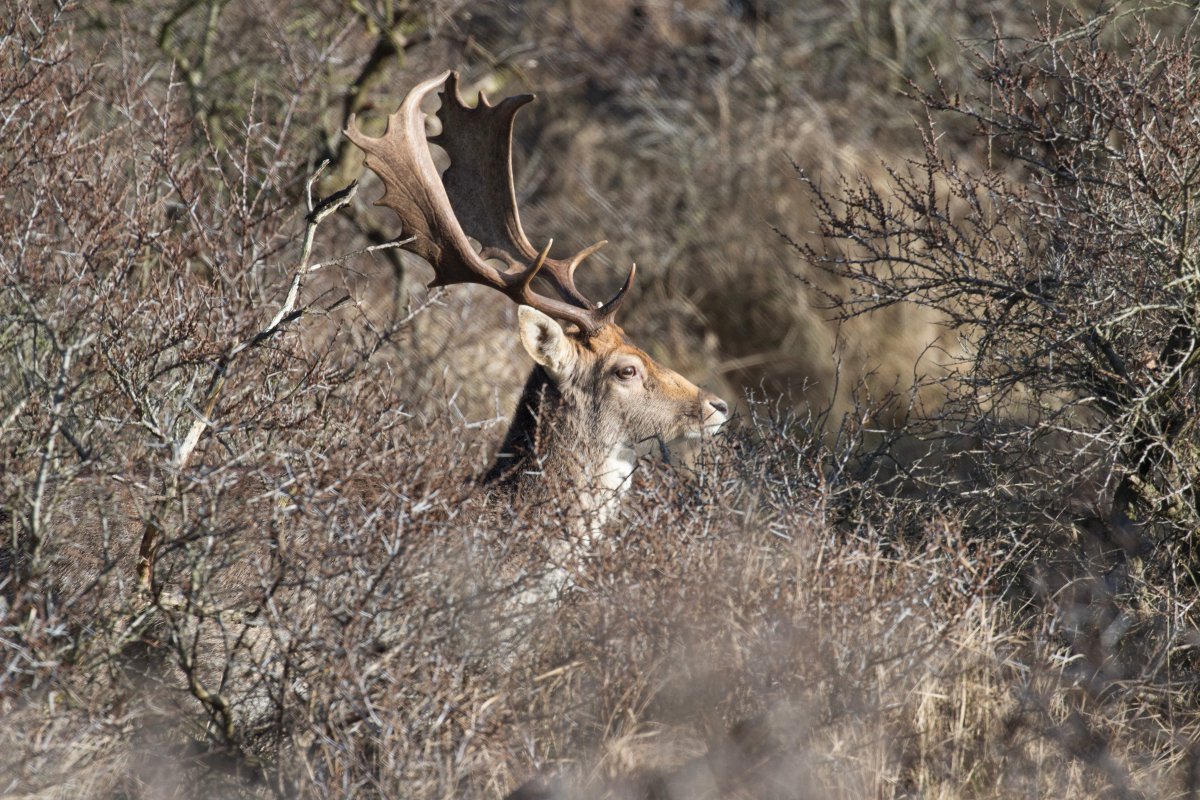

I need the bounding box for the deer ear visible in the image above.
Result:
[518,306,577,377]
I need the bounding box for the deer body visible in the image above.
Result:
[346,72,727,521]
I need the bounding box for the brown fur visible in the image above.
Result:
[483,319,726,516]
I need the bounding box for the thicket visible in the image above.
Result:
[3,1,1200,798]
[803,11,1200,545]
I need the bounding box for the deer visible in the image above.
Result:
[345,71,728,528]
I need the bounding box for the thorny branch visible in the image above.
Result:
[135,163,405,594]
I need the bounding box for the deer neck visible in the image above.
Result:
[484,366,634,517]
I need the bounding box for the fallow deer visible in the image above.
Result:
[345,71,728,524]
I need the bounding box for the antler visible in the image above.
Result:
[345,71,634,335]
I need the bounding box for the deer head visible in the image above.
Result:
[346,72,727,516]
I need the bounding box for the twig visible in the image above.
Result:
[136,166,364,594]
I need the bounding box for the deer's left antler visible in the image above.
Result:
[345,71,634,334]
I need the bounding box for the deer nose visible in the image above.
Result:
[706,396,729,418]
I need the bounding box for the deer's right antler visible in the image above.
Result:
[345,71,634,335]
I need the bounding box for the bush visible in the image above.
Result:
[800,9,1200,543]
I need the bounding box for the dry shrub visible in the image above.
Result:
[800,6,1200,538]
[7,3,1200,800]
[10,382,1200,799]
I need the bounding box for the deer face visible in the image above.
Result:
[518,307,728,456]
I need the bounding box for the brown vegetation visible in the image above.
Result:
[4,1,1200,798]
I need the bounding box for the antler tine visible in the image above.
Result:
[517,240,553,299]
[347,72,629,335]
[598,263,637,321]
[530,239,608,308]
[566,240,608,274]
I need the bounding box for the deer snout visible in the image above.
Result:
[701,392,729,432]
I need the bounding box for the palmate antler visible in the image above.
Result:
[345,71,634,335]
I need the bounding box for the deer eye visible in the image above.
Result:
[614,364,639,381]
